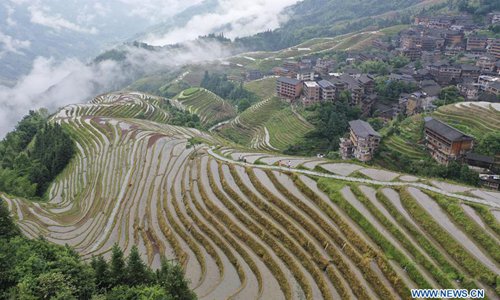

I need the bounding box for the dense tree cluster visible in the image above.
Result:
[0,111,74,198]
[160,100,202,129]
[0,200,197,300]
[434,86,464,107]
[375,77,418,103]
[475,132,500,158]
[201,71,258,112]
[285,94,360,155]
[457,0,500,16]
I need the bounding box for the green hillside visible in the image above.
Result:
[379,102,500,177]
[218,96,314,151]
[175,87,237,127]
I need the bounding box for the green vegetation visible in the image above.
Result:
[424,191,500,264]
[475,132,500,158]
[375,190,462,281]
[176,88,237,127]
[318,180,432,291]
[398,188,498,287]
[457,0,500,15]
[201,71,258,112]
[379,113,480,186]
[285,96,360,155]
[0,200,196,300]
[244,77,277,100]
[375,77,418,104]
[433,86,464,107]
[159,99,202,129]
[350,186,455,289]
[0,111,74,199]
[234,0,426,51]
[468,203,500,237]
[219,97,313,150]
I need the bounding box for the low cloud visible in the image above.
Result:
[28,5,98,34]
[117,0,204,21]
[144,0,299,46]
[0,39,233,137]
[0,31,31,57]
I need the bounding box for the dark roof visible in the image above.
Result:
[318,80,334,89]
[277,77,300,85]
[424,117,473,142]
[461,64,480,71]
[358,74,374,84]
[466,152,495,164]
[349,120,381,138]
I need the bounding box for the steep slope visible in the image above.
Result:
[2,92,500,299]
[175,88,237,128]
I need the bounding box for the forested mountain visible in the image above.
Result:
[235,0,446,51]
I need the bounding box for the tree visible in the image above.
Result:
[92,255,111,292]
[126,245,151,286]
[110,244,127,287]
[157,258,196,300]
[0,200,20,239]
[475,132,500,156]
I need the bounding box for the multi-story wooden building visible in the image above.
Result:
[340,120,381,162]
[424,117,474,165]
[488,39,500,59]
[276,77,302,101]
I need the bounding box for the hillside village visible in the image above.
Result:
[268,12,500,189]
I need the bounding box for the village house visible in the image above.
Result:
[424,117,474,165]
[296,68,316,81]
[460,64,481,81]
[486,81,500,96]
[488,12,500,25]
[302,81,320,105]
[276,77,302,101]
[476,55,497,72]
[466,35,488,53]
[458,81,480,100]
[340,120,381,162]
[488,39,500,59]
[318,80,335,102]
[428,62,461,85]
[478,75,500,91]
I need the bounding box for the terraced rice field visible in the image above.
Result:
[219,97,313,151]
[433,102,500,164]
[176,88,237,127]
[381,115,427,160]
[3,93,500,300]
[433,102,500,140]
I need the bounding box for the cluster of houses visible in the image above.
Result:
[266,13,500,189]
[339,116,476,164]
[394,14,500,100]
[274,60,378,116]
[271,13,500,122]
[339,116,499,189]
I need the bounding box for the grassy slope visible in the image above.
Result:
[380,102,500,168]
[219,78,313,150]
[176,87,237,127]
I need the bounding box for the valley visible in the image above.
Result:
[2,92,499,299]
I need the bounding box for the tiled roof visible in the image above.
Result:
[424,117,473,142]
[349,120,381,138]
